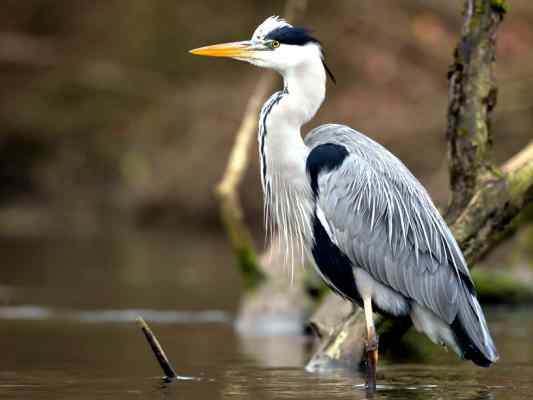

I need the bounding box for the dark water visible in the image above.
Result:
[0,231,532,399]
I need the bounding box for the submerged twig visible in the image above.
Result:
[137,317,177,380]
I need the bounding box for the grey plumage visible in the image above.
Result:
[304,124,498,365]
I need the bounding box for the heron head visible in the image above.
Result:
[190,16,335,83]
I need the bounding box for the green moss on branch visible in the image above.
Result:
[490,0,509,14]
[235,246,265,290]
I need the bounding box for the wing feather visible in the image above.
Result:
[305,124,472,324]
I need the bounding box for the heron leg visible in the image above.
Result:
[363,296,378,393]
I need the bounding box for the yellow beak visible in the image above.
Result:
[189,41,254,58]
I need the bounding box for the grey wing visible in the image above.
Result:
[305,124,473,324]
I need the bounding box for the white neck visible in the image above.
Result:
[261,47,326,189]
[279,56,327,129]
[258,47,327,267]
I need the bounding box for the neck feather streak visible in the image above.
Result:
[257,54,327,275]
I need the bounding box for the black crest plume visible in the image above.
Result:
[265,25,336,84]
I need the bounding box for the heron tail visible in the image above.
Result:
[451,285,499,367]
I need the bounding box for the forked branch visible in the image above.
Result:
[452,141,533,263]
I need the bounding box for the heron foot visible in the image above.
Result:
[365,334,379,394]
[362,296,379,394]
[365,336,379,352]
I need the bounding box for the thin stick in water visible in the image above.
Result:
[137,316,177,380]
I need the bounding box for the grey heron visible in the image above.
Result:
[190,16,498,390]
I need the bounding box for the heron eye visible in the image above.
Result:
[271,40,280,49]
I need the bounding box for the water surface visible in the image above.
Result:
[0,232,531,399]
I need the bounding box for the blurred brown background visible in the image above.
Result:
[0,0,531,243]
[0,5,533,398]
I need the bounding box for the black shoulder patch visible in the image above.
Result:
[311,214,361,303]
[306,143,348,197]
[265,26,319,46]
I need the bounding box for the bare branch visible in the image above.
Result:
[502,141,533,174]
[453,141,533,264]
